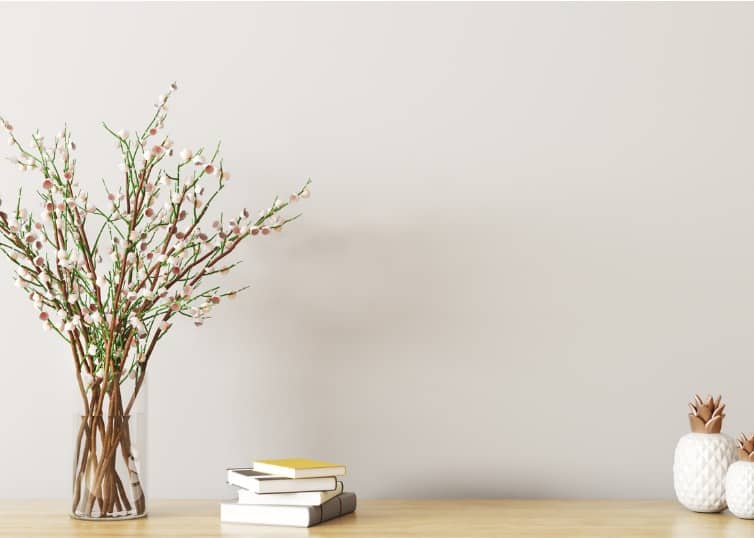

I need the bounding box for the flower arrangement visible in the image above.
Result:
[0,83,310,519]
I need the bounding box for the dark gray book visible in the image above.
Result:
[220,492,357,527]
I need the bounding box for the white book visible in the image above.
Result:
[227,468,337,494]
[238,481,343,506]
[221,492,357,527]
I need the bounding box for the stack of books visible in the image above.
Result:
[221,458,356,527]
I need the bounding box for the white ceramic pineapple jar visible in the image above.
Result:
[673,395,736,513]
[725,435,754,519]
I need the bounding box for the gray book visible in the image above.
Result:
[221,492,357,527]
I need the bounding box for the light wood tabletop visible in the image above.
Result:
[1,499,754,537]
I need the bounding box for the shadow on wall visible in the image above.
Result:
[252,211,500,366]
[222,210,533,498]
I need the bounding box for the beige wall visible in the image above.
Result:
[1,2,754,499]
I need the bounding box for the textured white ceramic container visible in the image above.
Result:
[673,433,736,512]
[726,461,754,518]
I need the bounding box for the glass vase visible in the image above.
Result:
[71,375,147,520]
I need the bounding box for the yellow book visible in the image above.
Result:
[252,458,347,479]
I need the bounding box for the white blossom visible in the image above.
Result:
[81,372,93,387]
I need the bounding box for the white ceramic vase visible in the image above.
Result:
[673,432,736,512]
[726,461,754,518]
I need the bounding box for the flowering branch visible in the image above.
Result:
[0,83,311,403]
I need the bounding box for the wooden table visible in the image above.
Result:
[1,499,754,537]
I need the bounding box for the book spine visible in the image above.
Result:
[308,492,357,527]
